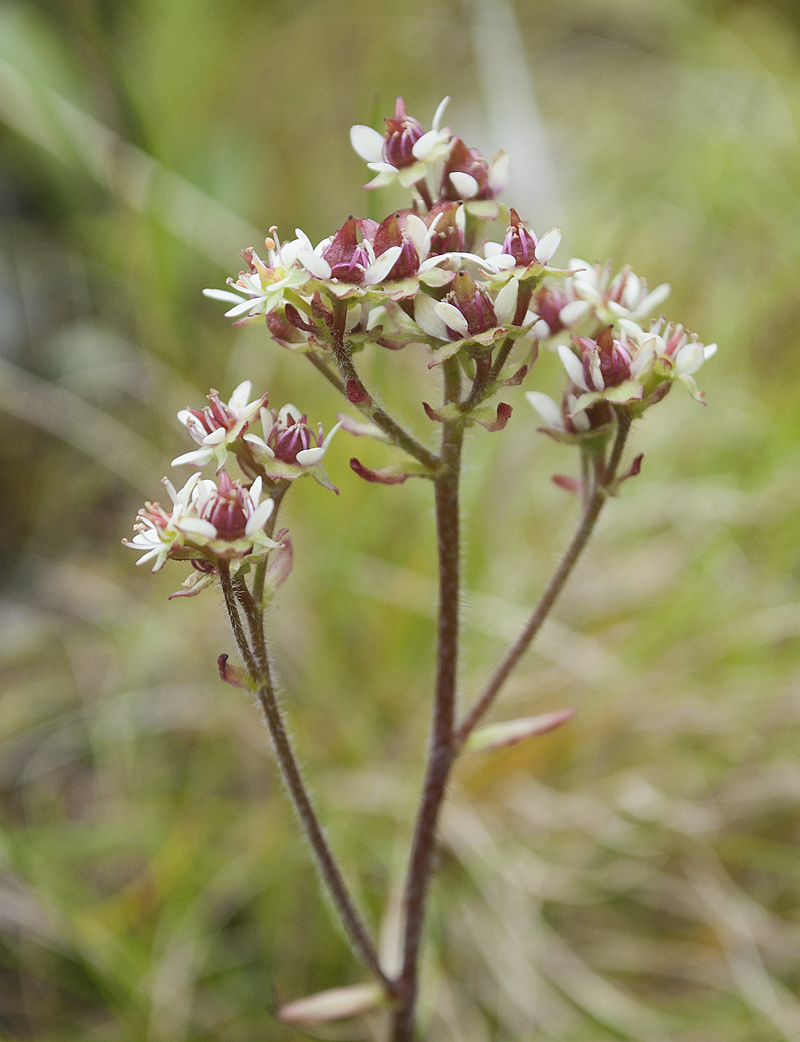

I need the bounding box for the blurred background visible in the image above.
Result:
[2,0,800,1038]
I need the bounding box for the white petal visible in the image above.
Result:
[365,246,402,284]
[431,96,450,132]
[483,240,504,258]
[412,129,438,161]
[259,406,274,440]
[171,448,213,468]
[534,227,562,264]
[449,172,479,199]
[558,344,589,391]
[350,124,385,163]
[559,299,591,327]
[494,277,519,325]
[434,301,469,337]
[487,254,516,272]
[279,404,303,426]
[224,298,264,318]
[249,476,263,505]
[404,213,428,254]
[414,293,450,340]
[297,252,331,280]
[228,380,252,412]
[589,350,604,390]
[243,434,275,459]
[704,343,718,360]
[296,446,325,466]
[178,517,218,540]
[621,272,642,309]
[531,318,551,339]
[488,151,510,194]
[526,391,563,428]
[630,339,656,376]
[674,341,705,375]
[203,288,248,304]
[202,427,228,445]
[245,498,274,537]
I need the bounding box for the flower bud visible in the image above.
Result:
[201,470,248,540]
[575,326,633,391]
[372,213,420,279]
[502,209,538,267]
[445,270,497,338]
[424,202,465,256]
[382,97,425,168]
[322,216,371,283]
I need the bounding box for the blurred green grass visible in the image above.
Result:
[2,0,800,1038]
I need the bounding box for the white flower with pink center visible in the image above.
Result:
[173,381,267,471]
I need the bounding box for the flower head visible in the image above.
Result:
[173,381,268,471]
[565,259,671,330]
[124,472,281,574]
[202,230,313,323]
[350,96,452,191]
[619,317,718,403]
[439,138,510,215]
[482,210,563,282]
[244,405,341,492]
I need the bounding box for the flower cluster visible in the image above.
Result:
[202,95,716,447]
[126,381,340,592]
[131,93,719,591]
[125,471,279,573]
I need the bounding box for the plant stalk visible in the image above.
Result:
[217,562,393,993]
[390,358,464,1042]
[455,414,632,744]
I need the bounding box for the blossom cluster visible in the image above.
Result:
[128,94,718,588]
[125,380,339,592]
[202,96,716,438]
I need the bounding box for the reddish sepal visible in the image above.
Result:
[350,458,409,484]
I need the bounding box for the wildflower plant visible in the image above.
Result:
[126,95,716,1040]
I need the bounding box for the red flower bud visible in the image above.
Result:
[202,471,248,540]
[502,210,538,267]
[372,213,419,279]
[446,270,497,338]
[382,97,425,168]
[322,216,370,283]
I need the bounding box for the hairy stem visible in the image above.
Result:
[217,562,393,993]
[391,357,464,1042]
[326,300,439,471]
[455,415,631,744]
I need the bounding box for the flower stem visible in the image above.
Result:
[454,414,632,744]
[217,562,393,994]
[390,357,464,1042]
[326,300,439,471]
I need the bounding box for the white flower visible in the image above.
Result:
[244,405,342,492]
[350,96,452,191]
[619,317,718,403]
[202,229,313,322]
[124,473,216,572]
[567,260,671,328]
[125,471,284,573]
[172,381,267,471]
